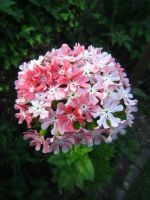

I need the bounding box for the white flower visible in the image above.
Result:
[117,86,136,105]
[104,86,119,100]
[82,62,93,77]
[125,105,137,127]
[28,100,50,119]
[102,71,120,87]
[93,52,112,68]
[94,97,123,128]
[35,92,46,101]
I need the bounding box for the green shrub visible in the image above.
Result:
[0,0,150,70]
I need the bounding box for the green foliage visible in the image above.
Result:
[126,159,150,200]
[121,139,140,161]
[90,143,116,186]
[114,130,140,162]
[48,145,94,191]
[108,30,132,52]
[0,0,150,70]
[85,120,98,130]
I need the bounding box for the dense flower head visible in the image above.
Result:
[15,43,137,154]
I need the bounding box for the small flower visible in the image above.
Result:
[49,134,74,154]
[94,97,124,128]
[118,86,136,105]
[92,128,107,145]
[81,130,93,147]
[92,51,112,69]
[15,104,32,128]
[101,71,120,88]
[40,107,64,135]
[109,121,127,140]
[57,103,85,132]
[72,93,100,122]
[59,67,90,93]
[28,100,50,119]
[125,105,138,127]
[23,130,50,153]
[47,85,66,101]
[87,80,105,104]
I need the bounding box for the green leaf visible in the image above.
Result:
[73,171,84,189]
[48,154,66,167]
[73,121,80,129]
[113,111,127,121]
[74,155,94,181]
[133,88,149,99]
[0,86,4,92]
[20,26,35,35]
[0,0,15,12]
[35,34,42,43]
[108,30,132,51]
[0,0,23,21]
[39,129,47,136]
[85,120,97,130]
[59,13,69,21]
[29,0,41,6]
[58,169,74,189]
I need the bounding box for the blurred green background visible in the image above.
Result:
[0,0,150,199]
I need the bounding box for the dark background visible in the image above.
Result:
[0,0,150,199]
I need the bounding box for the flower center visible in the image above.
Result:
[59,69,65,75]
[81,104,87,111]
[89,87,95,94]
[67,114,76,121]
[71,81,78,87]
[49,87,57,94]
[29,86,34,92]
[104,109,109,114]
[41,76,47,82]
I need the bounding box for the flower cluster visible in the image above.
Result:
[15,44,137,154]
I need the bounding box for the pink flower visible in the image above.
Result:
[15,104,32,128]
[87,79,105,104]
[49,134,74,154]
[109,121,128,141]
[72,93,100,122]
[72,129,93,146]
[73,43,84,57]
[23,130,50,153]
[40,107,64,135]
[22,65,51,92]
[58,66,90,93]
[46,85,66,101]
[40,108,56,130]
[81,131,93,147]
[92,128,108,145]
[15,43,137,154]
[57,103,85,132]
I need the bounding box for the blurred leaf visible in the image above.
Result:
[0,0,15,12]
[133,88,149,99]
[75,155,94,181]
[0,0,23,21]
[108,30,132,51]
